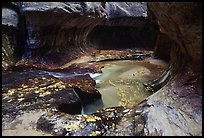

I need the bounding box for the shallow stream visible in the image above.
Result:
[2,58,167,115]
[2,57,168,136]
[83,58,168,114]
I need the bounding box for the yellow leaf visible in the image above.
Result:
[90,131,101,136]
[94,116,101,121]
[17,88,23,90]
[39,94,45,97]
[17,98,25,102]
[87,118,96,122]
[35,90,40,93]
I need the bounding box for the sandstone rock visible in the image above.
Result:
[2,3,26,71]
[2,7,19,70]
[2,76,83,128]
[153,33,171,61]
[141,2,202,136]
[17,2,155,69]
[2,26,16,70]
[149,2,202,64]
[2,2,202,136]
[62,74,101,105]
[36,105,146,136]
[19,2,106,68]
[142,77,202,136]
[105,2,147,18]
[2,8,19,27]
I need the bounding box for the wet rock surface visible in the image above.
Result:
[62,75,101,105]
[2,71,104,126]
[2,3,26,71]
[36,105,146,136]
[16,49,153,70]
[141,2,202,136]
[2,77,81,125]
[2,50,155,136]
[2,6,19,70]
[15,2,154,70]
[2,2,202,136]
[142,69,202,136]
[2,8,19,27]
[2,26,16,70]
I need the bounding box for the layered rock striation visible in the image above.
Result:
[13,2,158,69]
[141,2,202,136]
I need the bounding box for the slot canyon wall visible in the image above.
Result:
[2,2,202,136]
[141,2,202,135]
[3,2,160,70]
[2,2,25,70]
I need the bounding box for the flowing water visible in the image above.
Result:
[83,58,168,114]
[2,58,167,136]
[2,58,167,115]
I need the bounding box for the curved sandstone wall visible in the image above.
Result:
[15,2,158,69]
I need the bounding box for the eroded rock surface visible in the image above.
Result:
[2,26,16,70]
[36,105,147,136]
[141,2,202,136]
[2,74,102,128]
[2,3,26,71]
[2,7,19,70]
[15,2,154,70]
[2,2,202,136]
[2,8,18,27]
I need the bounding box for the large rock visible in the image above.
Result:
[2,7,19,70]
[105,2,147,18]
[2,26,16,70]
[2,3,26,71]
[16,2,158,70]
[87,2,158,50]
[62,74,101,105]
[2,8,19,27]
[141,2,202,136]
[18,2,106,69]
[2,76,83,127]
[149,2,202,64]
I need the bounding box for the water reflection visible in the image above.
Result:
[83,59,167,114]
